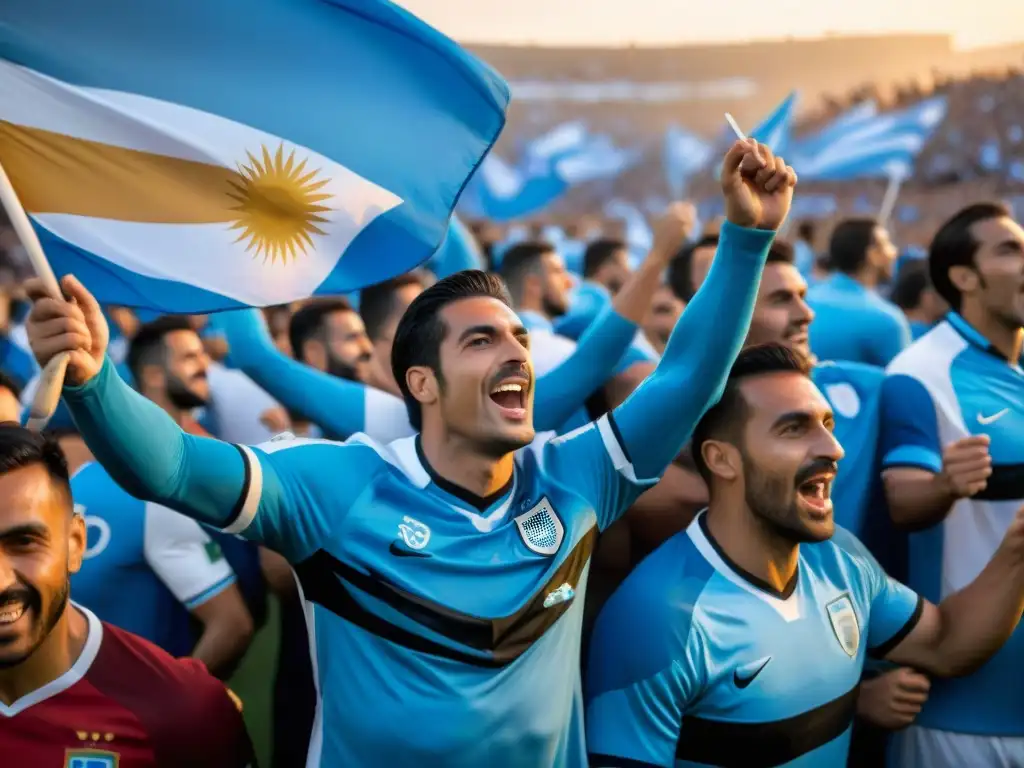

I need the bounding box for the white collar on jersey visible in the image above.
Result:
[687,512,803,623]
[0,603,103,717]
[387,435,518,532]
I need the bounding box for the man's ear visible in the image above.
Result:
[406,366,439,408]
[67,511,86,574]
[302,338,327,372]
[139,363,166,395]
[701,440,740,482]
[948,265,979,298]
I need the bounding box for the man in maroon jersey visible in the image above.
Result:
[0,423,256,767]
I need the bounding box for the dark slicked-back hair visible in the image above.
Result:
[690,344,813,485]
[391,270,513,431]
[667,235,719,302]
[929,202,1012,312]
[669,237,793,301]
[828,218,878,275]
[288,297,355,364]
[583,238,627,279]
[499,241,554,304]
[0,422,71,506]
[890,259,930,310]
[360,272,427,342]
[127,315,195,384]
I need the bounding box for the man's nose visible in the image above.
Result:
[818,427,845,463]
[502,335,530,365]
[797,297,815,325]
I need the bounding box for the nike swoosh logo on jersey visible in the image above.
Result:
[977,408,1010,425]
[734,656,772,689]
[389,541,432,558]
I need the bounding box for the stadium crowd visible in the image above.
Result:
[491,66,1024,251]
[0,91,1023,768]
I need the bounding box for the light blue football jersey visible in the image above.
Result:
[807,273,912,367]
[585,513,922,767]
[60,218,775,768]
[224,417,657,767]
[881,312,1024,736]
[71,463,237,657]
[813,360,885,538]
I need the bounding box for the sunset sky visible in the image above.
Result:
[398,0,1024,49]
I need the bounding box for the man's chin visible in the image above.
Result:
[785,338,813,360]
[0,636,39,670]
[481,425,536,457]
[798,516,835,543]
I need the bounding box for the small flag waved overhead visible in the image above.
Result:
[749,91,798,154]
[793,96,947,182]
[0,0,509,311]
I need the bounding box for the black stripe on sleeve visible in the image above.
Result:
[604,410,634,465]
[869,594,925,659]
[589,754,663,768]
[219,443,253,531]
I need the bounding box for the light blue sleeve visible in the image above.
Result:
[540,415,657,531]
[61,358,264,530]
[612,221,775,481]
[586,669,685,767]
[585,536,710,767]
[879,373,943,473]
[532,305,637,432]
[230,437,388,562]
[832,528,924,658]
[215,308,412,441]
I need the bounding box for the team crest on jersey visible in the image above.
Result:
[826,594,860,657]
[514,497,564,556]
[397,516,431,550]
[65,749,119,768]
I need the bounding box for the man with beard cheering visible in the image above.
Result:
[25,138,791,768]
[71,317,259,676]
[585,344,1024,768]
[0,424,255,766]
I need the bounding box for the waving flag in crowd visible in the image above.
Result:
[750,91,799,154]
[464,121,637,221]
[713,91,797,179]
[663,124,713,198]
[790,100,879,159]
[0,0,509,312]
[793,96,948,181]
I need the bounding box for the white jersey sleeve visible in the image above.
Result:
[142,502,237,610]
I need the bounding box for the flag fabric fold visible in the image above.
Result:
[0,0,509,311]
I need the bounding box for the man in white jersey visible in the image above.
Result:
[881,202,1024,766]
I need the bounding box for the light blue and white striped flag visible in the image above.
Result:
[793,96,947,181]
[0,0,509,312]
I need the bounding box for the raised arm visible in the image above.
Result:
[25,276,254,528]
[214,308,412,442]
[613,140,797,480]
[532,211,687,431]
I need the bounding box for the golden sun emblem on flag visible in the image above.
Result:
[226,144,333,264]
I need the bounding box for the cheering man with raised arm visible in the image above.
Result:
[24,139,796,768]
